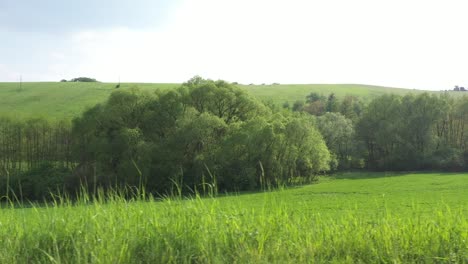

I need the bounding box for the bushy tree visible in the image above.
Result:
[70,77,98,82]
[70,77,332,194]
[317,112,357,169]
[356,93,467,170]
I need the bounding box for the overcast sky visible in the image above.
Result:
[0,0,467,90]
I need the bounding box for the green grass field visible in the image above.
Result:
[0,82,458,119]
[243,83,435,105]
[0,82,179,119]
[1,172,468,263]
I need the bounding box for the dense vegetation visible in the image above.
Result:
[71,76,330,194]
[1,172,468,263]
[293,92,468,171]
[0,77,467,200]
[1,77,331,199]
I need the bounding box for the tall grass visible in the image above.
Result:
[1,177,468,263]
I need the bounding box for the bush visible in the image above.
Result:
[0,163,72,201]
[70,77,98,82]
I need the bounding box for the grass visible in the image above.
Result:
[0,82,461,119]
[0,82,178,120]
[241,83,440,105]
[1,172,468,263]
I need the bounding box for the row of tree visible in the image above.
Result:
[1,77,467,200]
[292,92,468,171]
[0,117,73,172]
[358,94,468,170]
[0,118,73,200]
[1,77,332,199]
[60,77,98,82]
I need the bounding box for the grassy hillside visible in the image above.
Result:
[0,82,178,119]
[1,172,468,263]
[242,83,433,105]
[0,82,461,119]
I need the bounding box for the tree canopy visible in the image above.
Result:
[70,77,331,194]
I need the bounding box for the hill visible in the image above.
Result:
[241,83,440,104]
[0,82,178,119]
[0,82,460,119]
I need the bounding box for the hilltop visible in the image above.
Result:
[0,82,458,119]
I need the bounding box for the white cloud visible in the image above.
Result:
[9,0,467,90]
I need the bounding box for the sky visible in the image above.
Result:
[0,0,467,90]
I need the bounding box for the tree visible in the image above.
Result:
[325,93,339,112]
[306,92,325,103]
[180,77,266,123]
[339,95,363,121]
[356,94,402,169]
[303,100,325,116]
[317,112,356,169]
[292,100,304,112]
[70,76,332,194]
[356,93,454,170]
[70,77,98,82]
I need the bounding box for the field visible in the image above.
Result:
[243,83,434,105]
[1,172,468,263]
[0,82,454,119]
[0,82,178,119]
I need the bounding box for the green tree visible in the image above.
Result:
[317,112,356,169]
[325,93,339,113]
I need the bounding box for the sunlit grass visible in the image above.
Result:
[1,82,455,119]
[1,172,468,263]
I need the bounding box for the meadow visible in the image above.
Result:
[0,82,451,119]
[1,172,468,263]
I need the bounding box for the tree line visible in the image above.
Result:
[0,118,73,200]
[1,77,467,200]
[291,91,468,171]
[1,77,331,199]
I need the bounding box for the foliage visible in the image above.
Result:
[70,77,331,194]
[317,112,358,169]
[357,93,468,170]
[70,77,98,82]
[0,117,73,175]
[0,162,72,201]
[291,100,304,112]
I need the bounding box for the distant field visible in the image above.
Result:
[0,82,461,119]
[1,172,468,263]
[242,83,436,105]
[0,82,178,119]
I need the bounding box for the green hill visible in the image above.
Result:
[242,83,437,104]
[0,82,178,119]
[0,82,459,119]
